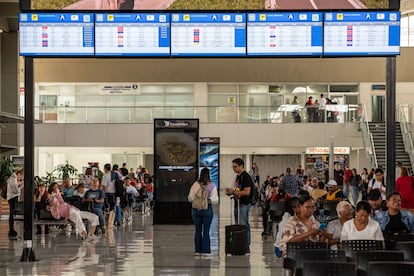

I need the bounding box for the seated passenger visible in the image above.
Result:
[374,192,414,237]
[311,181,327,201]
[320,180,345,202]
[273,196,300,258]
[279,195,323,257]
[340,201,384,245]
[62,179,75,200]
[48,182,100,242]
[34,183,50,235]
[368,188,387,216]
[324,201,354,250]
[73,183,87,198]
[83,178,106,233]
[124,177,139,206]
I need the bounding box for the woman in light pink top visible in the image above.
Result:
[48,182,99,242]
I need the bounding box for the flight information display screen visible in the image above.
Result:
[19,13,94,56]
[247,12,323,56]
[170,13,246,57]
[324,11,400,56]
[95,13,170,56]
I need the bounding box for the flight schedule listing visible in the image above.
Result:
[247,12,323,56]
[324,12,400,56]
[95,13,170,56]
[171,13,246,56]
[19,13,94,56]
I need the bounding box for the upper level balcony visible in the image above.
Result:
[28,104,361,124]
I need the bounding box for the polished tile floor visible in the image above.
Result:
[0,194,282,276]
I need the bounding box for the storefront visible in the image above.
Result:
[305,147,350,179]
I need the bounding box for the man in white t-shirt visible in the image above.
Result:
[318,94,327,122]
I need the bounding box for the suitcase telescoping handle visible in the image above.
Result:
[230,195,240,225]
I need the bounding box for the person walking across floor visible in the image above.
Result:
[188,168,218,256]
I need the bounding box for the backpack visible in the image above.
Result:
[192,183,208,210]
[112,172,127,208]
[250,183,259,205]
[1,186,7,200]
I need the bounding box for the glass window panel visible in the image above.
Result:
[134,108,153,123]
[409,15,414,46]
[165,94,194,106]
[85,107,106,123]
[345,95,358,105]
[105,95,135,106]
[208,84,238,93]
[76,85,100,94]
[135,94,164,106]
[401,16,409,47]
[76,95,105,106]
[107,107,130,123]
[140,85,165,94]
[330,84,359,92]
[239,85,268,93]
[165,85,193,93]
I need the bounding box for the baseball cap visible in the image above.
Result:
[326,180,338,187]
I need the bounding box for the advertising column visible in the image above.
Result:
[153,119,199,224]
[199,137,220,193]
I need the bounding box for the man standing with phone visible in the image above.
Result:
[226,158,253,252]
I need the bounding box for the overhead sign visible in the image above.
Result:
[19,13,94,56]
[170,13,246,56]
[324,11,400,56]
[98,83,140,95]
[95,13,170,56]
[247,12,323,56]
[306,147,350,155]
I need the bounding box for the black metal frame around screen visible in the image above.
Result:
[18,9,402,58]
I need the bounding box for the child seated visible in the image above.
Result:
[124,177,139,207]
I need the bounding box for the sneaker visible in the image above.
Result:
[201,253,213,257]
[8,230,18,236]
[194,253,201,257]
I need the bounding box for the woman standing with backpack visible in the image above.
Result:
[188,168,218,256]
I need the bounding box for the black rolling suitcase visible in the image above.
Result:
[225,198,249,255]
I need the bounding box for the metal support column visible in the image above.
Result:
[21,57,36,262]
[386,56,396,195]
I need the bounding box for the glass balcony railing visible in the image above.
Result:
[27,104,362,124]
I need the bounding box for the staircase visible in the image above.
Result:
[368,122,412,171]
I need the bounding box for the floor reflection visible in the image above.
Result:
[0,193,282,275]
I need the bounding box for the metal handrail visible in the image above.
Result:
[398,104,414,170]
[359,104,378,168]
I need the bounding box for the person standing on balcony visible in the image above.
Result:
[305,96,315,123]
[318,94,327,122]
